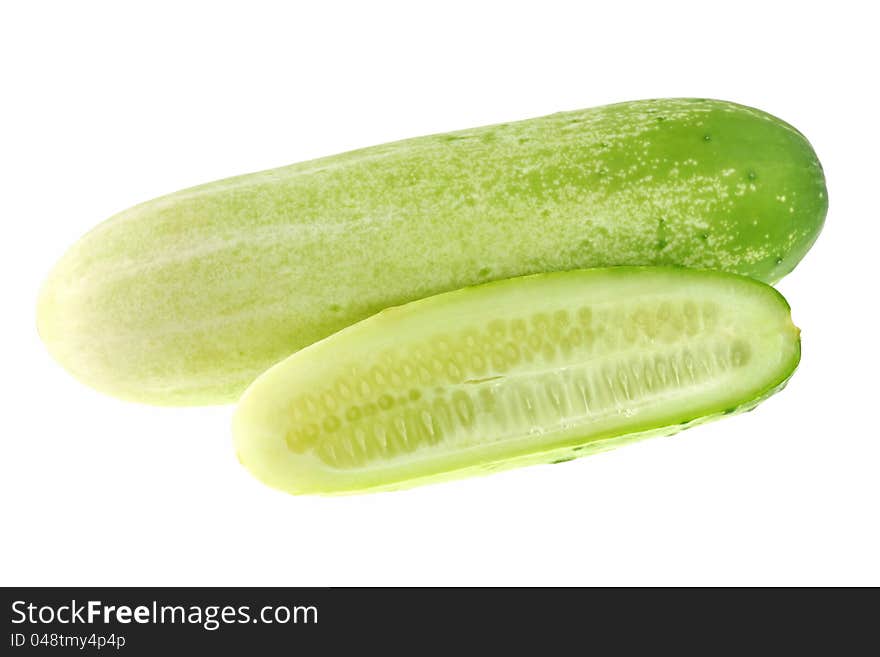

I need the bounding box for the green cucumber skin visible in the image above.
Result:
[233,267,801,496]
[38,98,825,405]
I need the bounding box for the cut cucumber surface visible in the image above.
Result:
[233,267,800,495]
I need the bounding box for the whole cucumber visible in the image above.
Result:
[37,98,826,405]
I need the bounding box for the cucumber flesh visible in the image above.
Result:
[233,267,800,495]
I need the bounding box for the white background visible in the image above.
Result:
[2,1,877,586]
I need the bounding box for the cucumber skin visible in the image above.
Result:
[37,98,825,405]
[233,267,801,495]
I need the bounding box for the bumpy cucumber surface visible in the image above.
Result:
[38,98,824,405]
[233,267,801,495]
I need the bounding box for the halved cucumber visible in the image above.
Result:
[233,267,800,495]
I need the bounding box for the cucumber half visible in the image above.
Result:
[233,267,800,495]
